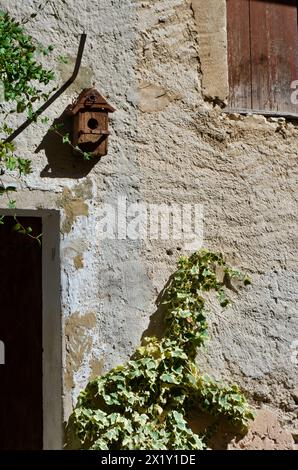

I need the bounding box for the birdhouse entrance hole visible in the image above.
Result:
[87,118,99,130]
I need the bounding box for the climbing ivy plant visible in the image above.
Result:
[70,249,254,450]
[0,8,56,238]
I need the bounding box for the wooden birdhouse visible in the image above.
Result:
[69,88,115,157]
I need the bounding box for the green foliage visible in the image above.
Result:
[70,249,254,450]
[0,9,55,178]
[0,9,55,179]
[50,124,94,160]
[0,10,54,115]
[0,140,32,176]
[0,10,55,242]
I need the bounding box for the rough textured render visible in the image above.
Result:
[228,408,295,450]
[0,0,297,449]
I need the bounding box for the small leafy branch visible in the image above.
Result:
[0,9,56,241]
[0,9,55,173]
[70,249,254,450]
[0,10,54,115]
[49,123,94,161]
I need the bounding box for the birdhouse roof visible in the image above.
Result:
[70,88,116,114]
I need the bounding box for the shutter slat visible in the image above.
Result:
[227,0,252,109]
[250,0,298,113]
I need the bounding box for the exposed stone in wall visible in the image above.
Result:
[190,407,295,450]
[65,311,97,390]
[137,81,181,113]
[59,187,89,234]
[73,254,84,270]
[229,408,295,450]
[191,0,229,102]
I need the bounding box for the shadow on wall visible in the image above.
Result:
[141,274,174,341]
[189,411,245,450]
[35,108,101,179]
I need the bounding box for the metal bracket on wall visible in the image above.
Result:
[4,33,87,144]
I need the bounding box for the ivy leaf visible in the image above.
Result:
[83,152,92,161]
[13,223,21,231]
[179,310,192,318]
[58,55,69,64]
[8,200,16,209]
[17,102,26,113]
[41,116,49,124]
[160,373,179,384]
[62,133,70,144]
[104,428,119,441]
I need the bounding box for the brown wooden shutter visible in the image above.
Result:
[227,0,298,115]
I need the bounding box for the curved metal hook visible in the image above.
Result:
[4,33,87,144]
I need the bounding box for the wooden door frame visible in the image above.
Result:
[0,209,62,449]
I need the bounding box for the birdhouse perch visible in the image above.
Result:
[69,88,115,157]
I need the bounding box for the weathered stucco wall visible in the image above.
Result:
[0,0,297,448]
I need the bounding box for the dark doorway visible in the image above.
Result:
[227,0,298,115]
[0,216,43,450]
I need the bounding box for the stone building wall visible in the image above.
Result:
[0,0,297,448]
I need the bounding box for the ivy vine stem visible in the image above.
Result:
[0,175,42,243]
